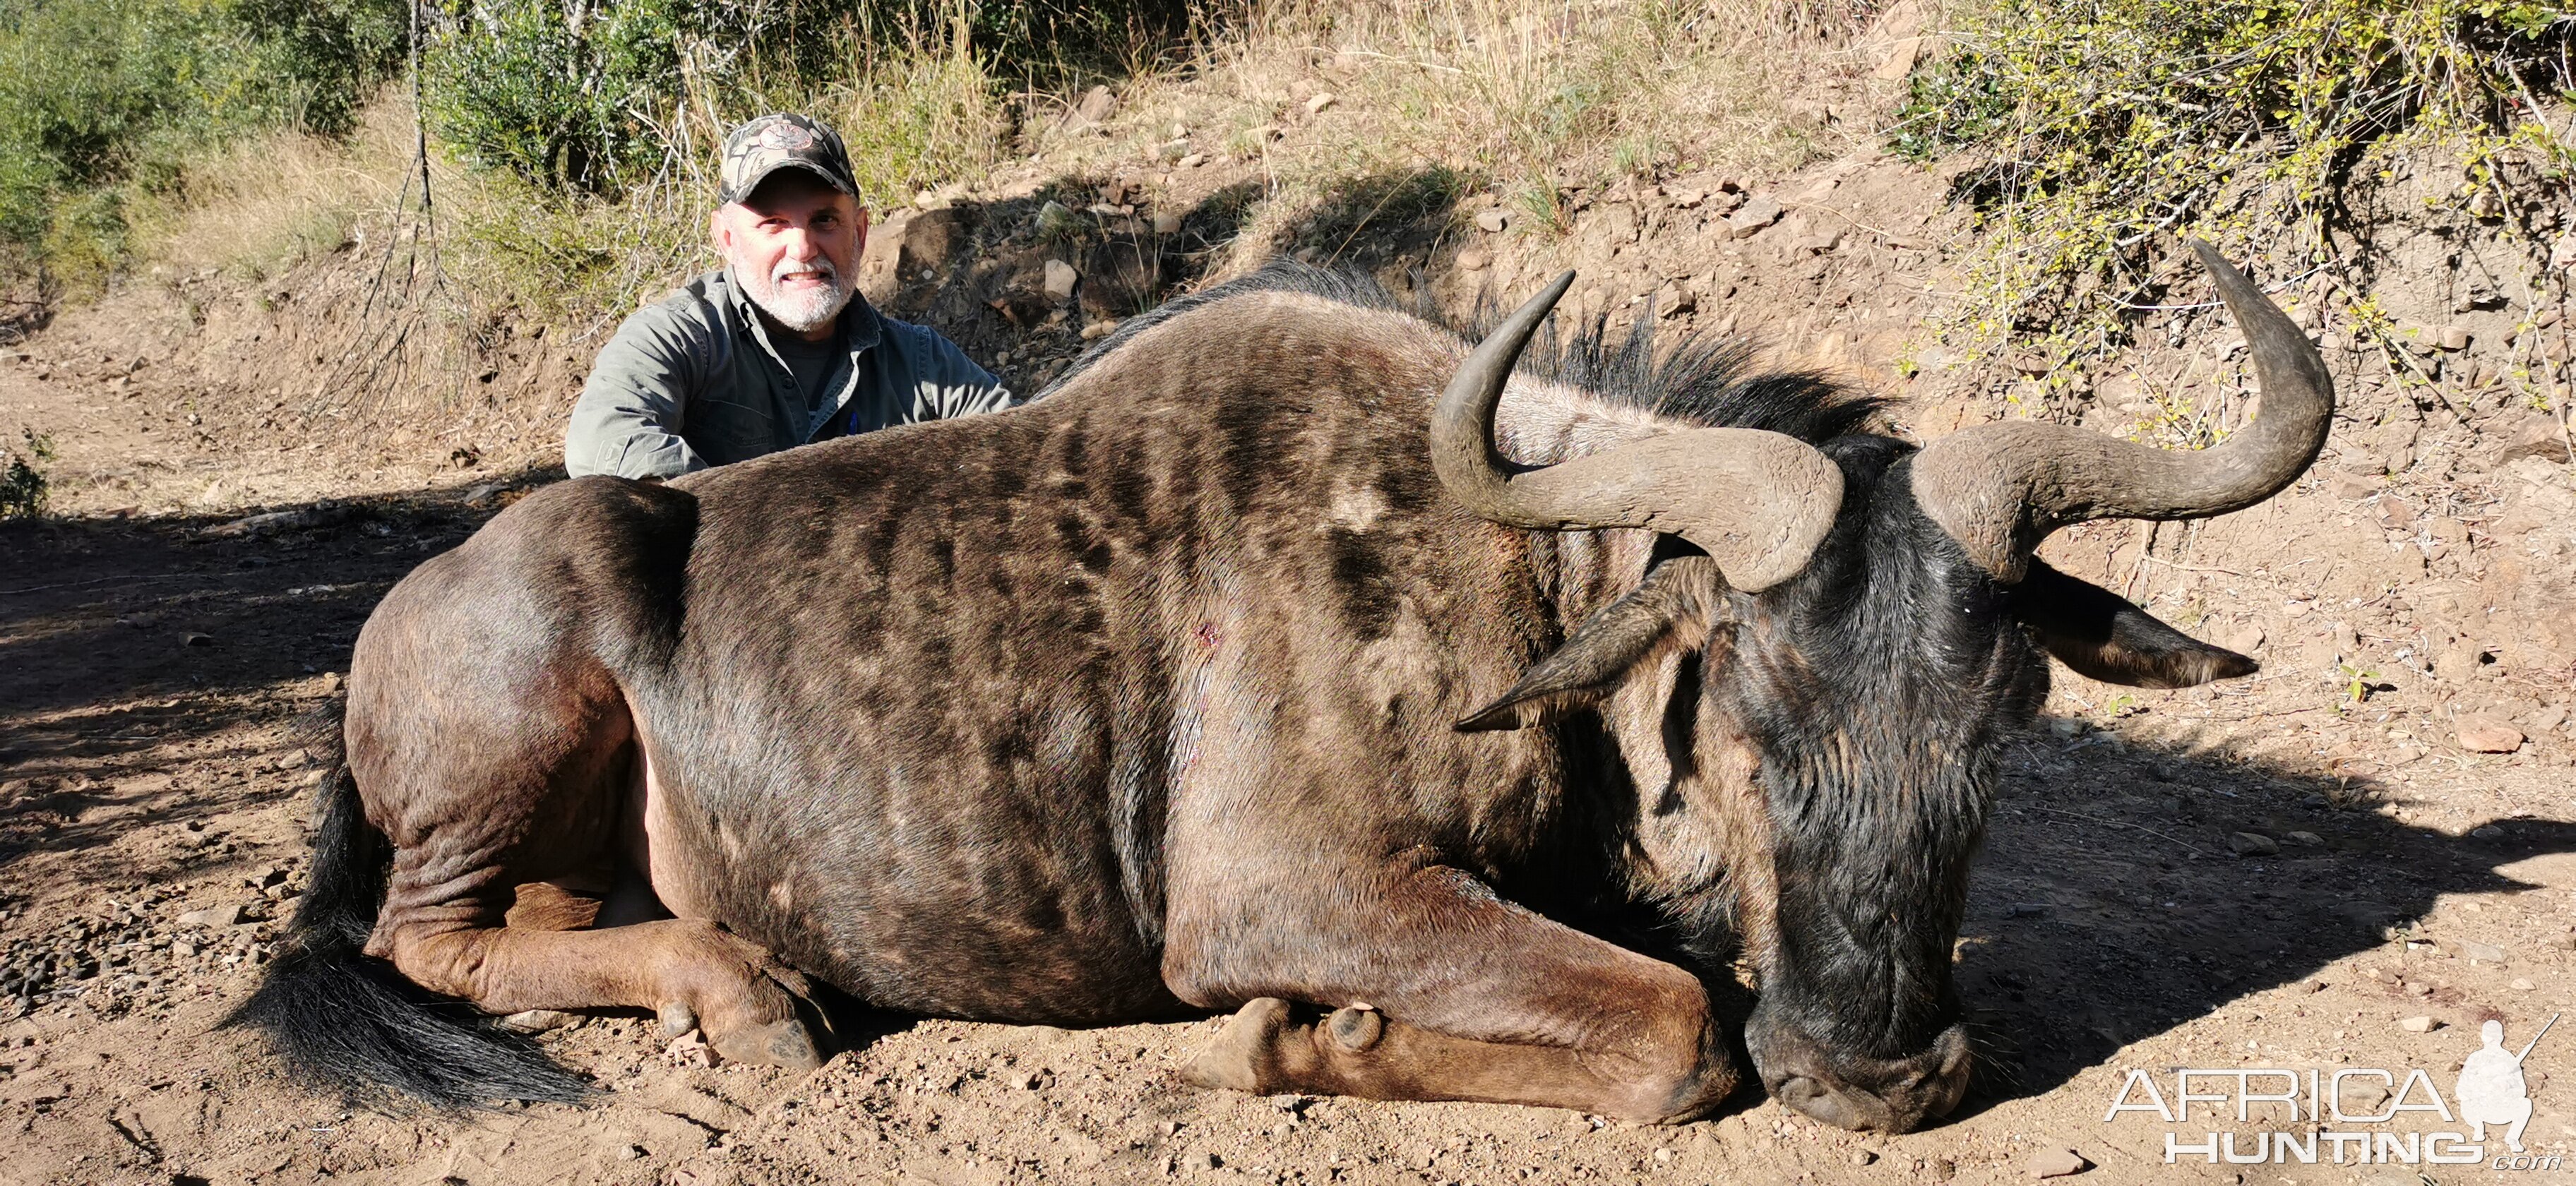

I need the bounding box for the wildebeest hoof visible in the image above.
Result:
[1327,1004,1383,1052]
[710,1017,823,1071]
[1181,997,1294,1092]
[657,1002,699,1038]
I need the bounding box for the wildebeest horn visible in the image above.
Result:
[1429,271,1847,592]
[1911,239,2334,582]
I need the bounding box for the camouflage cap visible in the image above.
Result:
[717,113,861,207]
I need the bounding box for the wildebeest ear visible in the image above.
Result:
[1458,554,1722,731]
[2010,561,2258,689]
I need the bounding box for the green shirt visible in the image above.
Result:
[565,268,1013,479]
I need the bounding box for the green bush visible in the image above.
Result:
[1888,0,2573,360]
[1,428,52,520]
[422,0,1198,196]
[0,0,405,286]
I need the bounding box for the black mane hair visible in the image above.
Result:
[1041,261,1887,446]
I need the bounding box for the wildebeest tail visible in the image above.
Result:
[222,697,589,1108]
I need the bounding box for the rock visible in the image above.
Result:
[1151,211,1184,234]
[1727,196,1784,236]
[1474,209,1511,234]
[616,1145,646,1161]
[1875,37,1924,79]
[1071,85,1116,127]
[1454,248,1490,271]
[182,633,214,647]
[1851,1149,1879,1166]
[2458,940,2506,964]
[1304,92,1337,114]
[321,671,344,693]
[1043,260,1080,301]
[2399,1015,2440,1033]
[2224,624,2265,653]
[499,1009,579,1034]
[177,904,243,929]
[2469,824,2504,839]
[2228,832,2280,856]
[2490,411,2574,464]
[2024,1146,2089,1178]
[2435,325,2471,351]
[2455,717,2524,753]
[2286,831,2323,846]
[1080,320,1119,340]
[2512,977,2537,990]
[2326,470,2379,501]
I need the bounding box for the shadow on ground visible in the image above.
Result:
[0,465,559,870]
[1945,731,2574,1116]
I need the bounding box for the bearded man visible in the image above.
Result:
[566,113,1011,479]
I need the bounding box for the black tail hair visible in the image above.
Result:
[221,698,590,1108]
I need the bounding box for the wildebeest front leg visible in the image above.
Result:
[1169,864,1737,1123]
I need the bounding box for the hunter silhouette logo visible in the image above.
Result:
[2103,1010,2565,1169]
[2459,1014,2555,1154]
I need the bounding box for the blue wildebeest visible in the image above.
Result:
[236,240,2327,1132]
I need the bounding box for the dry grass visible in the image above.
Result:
[136,101,428,281]
[1034,0,1882,272]
[127,0,1887,325]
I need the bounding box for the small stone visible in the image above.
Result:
[1304,92,1337,114]
[182,633,213,647]
[1043,260,1079,301]
[2456,717,2524,753]
[499,1009,579,1034]
[1071,85,1116,126]
[2229,832,2280,857]
[616,1145,645,1161]
[1179,152,1205,169]
[2399,1015,2440,1033]
[2469,825,2504,839]
[1727,196,1784,235]
[1654,1147,1675,1163]
[2286,831,2323,846]
[2435,325,2471,351]
[1080,320,1119,340]
[1851,1149,1879,1166]
[1455,248,1490,271]
[1475,209,1511,234]
[2512,978,2537,990]
[2024,1146,2089,1178]
[2459,940,2507,964]
[178,904,243,929]
[2326,471,2379,501]
[1151,211,1183,234]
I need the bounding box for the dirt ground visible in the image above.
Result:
[4,131,2575,1186]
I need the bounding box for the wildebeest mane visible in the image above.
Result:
[1047,261,1885,446]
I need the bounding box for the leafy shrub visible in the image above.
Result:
[0,0,405,287]
[1888,0,2574,360]
[0,428,52,519]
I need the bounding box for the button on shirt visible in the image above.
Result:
[564,267,1013,480]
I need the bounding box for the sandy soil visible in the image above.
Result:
[3,134,2574,1186]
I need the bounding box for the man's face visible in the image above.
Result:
[712,170,868,338]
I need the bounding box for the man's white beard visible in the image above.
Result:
[737,252,853,334]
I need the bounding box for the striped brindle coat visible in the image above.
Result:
[239,244,2329,1132]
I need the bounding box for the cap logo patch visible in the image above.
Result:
[759,123,814,151]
